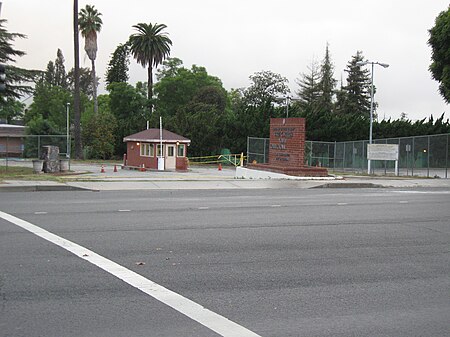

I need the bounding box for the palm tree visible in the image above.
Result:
[78,4,102,114]
[129,23,172,114]
[73,0,82,159]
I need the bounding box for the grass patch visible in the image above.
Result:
[0,165,70,182]
[0,165,34,178]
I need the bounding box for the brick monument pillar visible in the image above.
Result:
[248,117,328,177]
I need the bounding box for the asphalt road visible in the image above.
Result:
[1,188,449,337]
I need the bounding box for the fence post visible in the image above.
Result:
[412,137,415,176]
[333,141,336,171]
[5,136,8,171]
[37,136,41,159]
[427,136,430,178]
[343,142,346,171]
[446,134,448,179]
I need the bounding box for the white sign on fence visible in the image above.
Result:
[367,144,399,161]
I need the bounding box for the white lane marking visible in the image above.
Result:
[391,190,450,194]
[198,207,209,210]
[270,205,281,207]
[118,209,131,212]
[0,211,260,337]
[399,201,409,204]
[34,212,48,215]
[337,203,348,206]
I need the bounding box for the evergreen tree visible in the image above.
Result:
[82,95,117,159]
[45,61,55,85]
[54,49,68,89]
[339,51,372,119]
[296,60,321,114]
[105,43,130,87]
[334,75,347,115]
[0,19,40,100]
[318,43,336,113]
[44,49,68,88]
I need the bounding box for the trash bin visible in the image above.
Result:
[32,159,44,174]
[60,159,69,172]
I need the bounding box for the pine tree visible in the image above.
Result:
[340,51,372,119]
[54,49,68,89]
[0,19,40,100]
[105,43,130,87]
[318,43,336,113]
[44,49,68,88]
[296,60,321,114]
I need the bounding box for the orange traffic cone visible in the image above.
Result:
[113,165,118,172]
[101,164,105,173]
[218,163,222,171]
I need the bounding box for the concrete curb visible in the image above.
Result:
[312,182,385,189]
[0,184,91,192]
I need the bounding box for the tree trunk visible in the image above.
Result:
[73,0,83,159]
[92,58,98,114]
[147,65,153,117]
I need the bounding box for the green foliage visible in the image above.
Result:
[0,97,25,123]
[107,82,148,155]
[129,22,172,105]
[105,43,130,87]
[171,85,227,156]
[428,5,450,103]
[78,4,102,61]
[155,57,183,81]
[296,60,322,114]
[244,70,290,106]
[24,81,72,134]
[374,113,450,139]
[67,67,95,98]
[0,19,41,100]
[82,109,117,159]
[45,49,68,89]
[318,44,337,113]
[337,51,372,118]
[217,71,290,153]
[154,60,224,119]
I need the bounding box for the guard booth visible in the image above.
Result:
[123,129,190,171]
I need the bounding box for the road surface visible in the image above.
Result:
[1,188,449,336]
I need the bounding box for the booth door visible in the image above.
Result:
[165,145,176,170]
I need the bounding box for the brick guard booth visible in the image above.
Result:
[248,118,328,177]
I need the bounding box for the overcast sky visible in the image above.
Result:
[3,0,449,121]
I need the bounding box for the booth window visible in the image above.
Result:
[157,144,165,157]
[140,143,154,157]
[177,144,185,157]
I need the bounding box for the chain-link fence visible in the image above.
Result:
[0,135,70,161]
[248,133,450,178]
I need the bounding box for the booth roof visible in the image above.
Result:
[0,124,25,137]
[123,128,191,143]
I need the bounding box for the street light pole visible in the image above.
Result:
[66,102,70,159]
[356,61,389,174]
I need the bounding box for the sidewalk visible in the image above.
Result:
[1,162,450,192]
